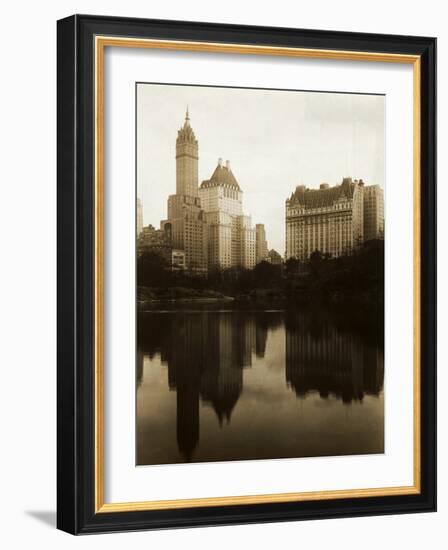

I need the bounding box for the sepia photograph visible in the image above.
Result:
[136,82,385,466]
[54,11,436,536]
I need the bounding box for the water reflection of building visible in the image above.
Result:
[285,312,384,403]
[137,311,281,461]
[200,314,244,425]
[164,314,207,460]
[255,320,268,358]
[136,348,144,387]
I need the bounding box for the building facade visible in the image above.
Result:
[136,198,143,237]
[363,184,384,241]
[268,249,283,265]
[255,224,269,264]
[285,178,367,261]
[137,223,171,258]
[199,159,256,270]
[166,109,208,274]
[137,223,186,271]
[142,111,263,274]
[171,249,186,271]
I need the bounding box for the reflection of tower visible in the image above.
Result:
[285,311,384,403]
[255,319,268,358]
[243,316,256,367]
[176,376,200,461]
[363,346,385,395]
[166,109,208,274]
[137,309,286,461]
[200,313,244,425]
[136,348,144,387]
[167,313,208,461]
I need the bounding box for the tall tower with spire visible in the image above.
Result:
[165,109,208,274]
[175,108,199,198]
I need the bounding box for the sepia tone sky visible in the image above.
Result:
[137,83,384,254]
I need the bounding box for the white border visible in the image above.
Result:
[104,46,414,503]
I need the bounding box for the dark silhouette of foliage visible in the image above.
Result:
[137,240,384,306]
[251,261,282,288]
[137,250,170,287]
[285,257,301,276]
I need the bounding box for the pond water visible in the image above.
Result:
[136,305,384,465]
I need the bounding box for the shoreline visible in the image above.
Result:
[138,296,235,306]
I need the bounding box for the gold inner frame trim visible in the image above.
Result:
[94,35,421,514]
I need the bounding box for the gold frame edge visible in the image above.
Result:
[94,35,422,513]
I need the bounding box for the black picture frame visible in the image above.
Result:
[57,14,436,534]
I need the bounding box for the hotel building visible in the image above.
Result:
[285,178,384,261]
[199,159,256,270]
[141,110,263,274]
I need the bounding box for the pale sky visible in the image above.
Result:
[137,83,384,254]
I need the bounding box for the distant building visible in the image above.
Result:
[363,184,384,241]
[268,249,283,265]
[199,159,256,270]
[255,224,269,264]
[166,109,208,274]
[138,224,171,259]
[136,198,143,237]
[144,110,265,274]
[285,178,366,261]
[137,224,186,272]
[171,249,186,271]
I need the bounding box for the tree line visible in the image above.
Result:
[137,239,384,305]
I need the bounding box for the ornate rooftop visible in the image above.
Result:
[200,159,241,191]
[176,107,198,145]
[288,178,361,208]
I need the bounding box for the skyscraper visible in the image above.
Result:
[199,159,256,270]
[166,109,208,274]
[136,197,143,236]
[255,224,269,264]
[363,184,384,241]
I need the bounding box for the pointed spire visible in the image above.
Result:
[177,106,197,145]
